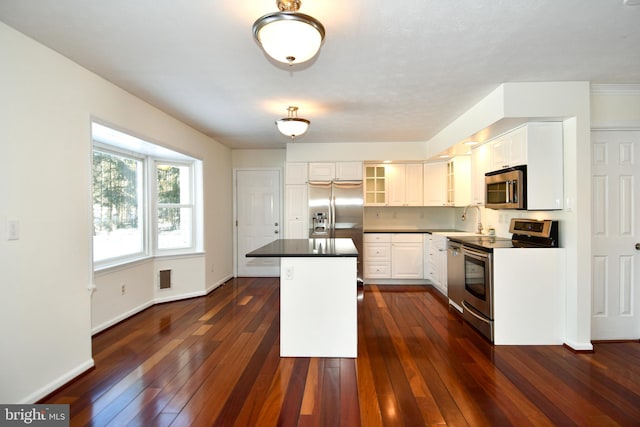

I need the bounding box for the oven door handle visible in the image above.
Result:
[463,301,492,324]
[462,246,491,260]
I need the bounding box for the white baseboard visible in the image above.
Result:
[20,358,94,404]
[92,301,154,335]
[563,339,594,352]
[206,274,234,294]
[92,274,235,335]
[154,290,206,305]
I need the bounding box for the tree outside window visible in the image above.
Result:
[92,150,143,262]
[156,163,193,250]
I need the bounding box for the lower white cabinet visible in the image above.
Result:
[424,234,447,294]
[364,233,391,278]
[364,233,423,280]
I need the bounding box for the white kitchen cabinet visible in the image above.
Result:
[423,162,447,206]
[364,233,391,278]
[489,126,527,171]
[308,162,336,181]
[284,184,308,238]
[391,234,423,279]
[364,164,387,206]
[425,234,447,294]
[471,144,490,205]
[446,156,471,207]
[487,122,564,210]
[308,162,363,182]
[364,233,423,280]
[387,163,423,206]
[493,248,566,344]
[285,162,308,185]
[335,162,363,181]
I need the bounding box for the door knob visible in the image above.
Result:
[274,222,279,226]
[274,230,279,234]
[636,243,640,250]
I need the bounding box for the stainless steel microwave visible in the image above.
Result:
[485,165,526,210]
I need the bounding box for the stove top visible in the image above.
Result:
[448,235,515,251]
[448,219,559,251]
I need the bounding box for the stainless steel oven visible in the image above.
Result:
[461,246,494,341]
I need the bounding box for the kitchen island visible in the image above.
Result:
[246,238,358,358]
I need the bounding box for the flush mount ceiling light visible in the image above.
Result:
[275,106,310,139]
[253,0,326,66]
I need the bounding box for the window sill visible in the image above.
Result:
[94,252,205,275]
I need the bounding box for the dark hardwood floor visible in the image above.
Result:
[43,278,640,426]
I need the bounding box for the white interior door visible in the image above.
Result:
[236,169,281,277]
[591,130,640,340]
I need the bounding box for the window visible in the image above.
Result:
[92,149,144,263]
[156,162,194,250]
[92,122,201,268]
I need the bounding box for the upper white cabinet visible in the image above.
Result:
[285,162,308,185]
[308,162,336,181]
[487,122,564,210]
[489,126,527,170]
[335,162,363,181]
[471,144,490,205]
[364,164,387,206]
[308,162,363,181]
[387,163,423,206]
[446,156,471,207]
[423,162,447,206]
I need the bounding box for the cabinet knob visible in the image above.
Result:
[636,243,640,250]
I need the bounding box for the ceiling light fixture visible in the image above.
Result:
[276,106,310,138]
[252,0,326,66]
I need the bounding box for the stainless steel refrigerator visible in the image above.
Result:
[308,180,364,283]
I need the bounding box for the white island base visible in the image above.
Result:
[280,257,357,358]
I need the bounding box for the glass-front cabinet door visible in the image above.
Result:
[364,164,386,206]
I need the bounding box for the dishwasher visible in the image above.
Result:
[447,240,464,313]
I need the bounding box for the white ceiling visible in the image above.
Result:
[1,0,639,150]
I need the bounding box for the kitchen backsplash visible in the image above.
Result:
[453,206,561,237]
[364,205,562,237]
[364,206,456,230]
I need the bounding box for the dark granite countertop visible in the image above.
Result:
[246,238,358,258]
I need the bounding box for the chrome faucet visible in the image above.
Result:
[462,205,483,234]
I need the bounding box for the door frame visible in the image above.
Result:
[232,167,283,277]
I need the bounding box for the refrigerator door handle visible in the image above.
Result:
[331,195,336,234]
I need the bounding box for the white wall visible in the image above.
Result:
[286,141,427,162]
[0,22,233,403]
[232,149,285,168]
[591,85,640,128]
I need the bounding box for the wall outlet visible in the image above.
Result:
[121,284,126,295]
[285,266,294,280]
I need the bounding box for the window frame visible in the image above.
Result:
[91,123,201,270]
[92,144,148,268]
[152,159,197,254]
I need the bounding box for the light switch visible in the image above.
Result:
[7,220,19,240]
